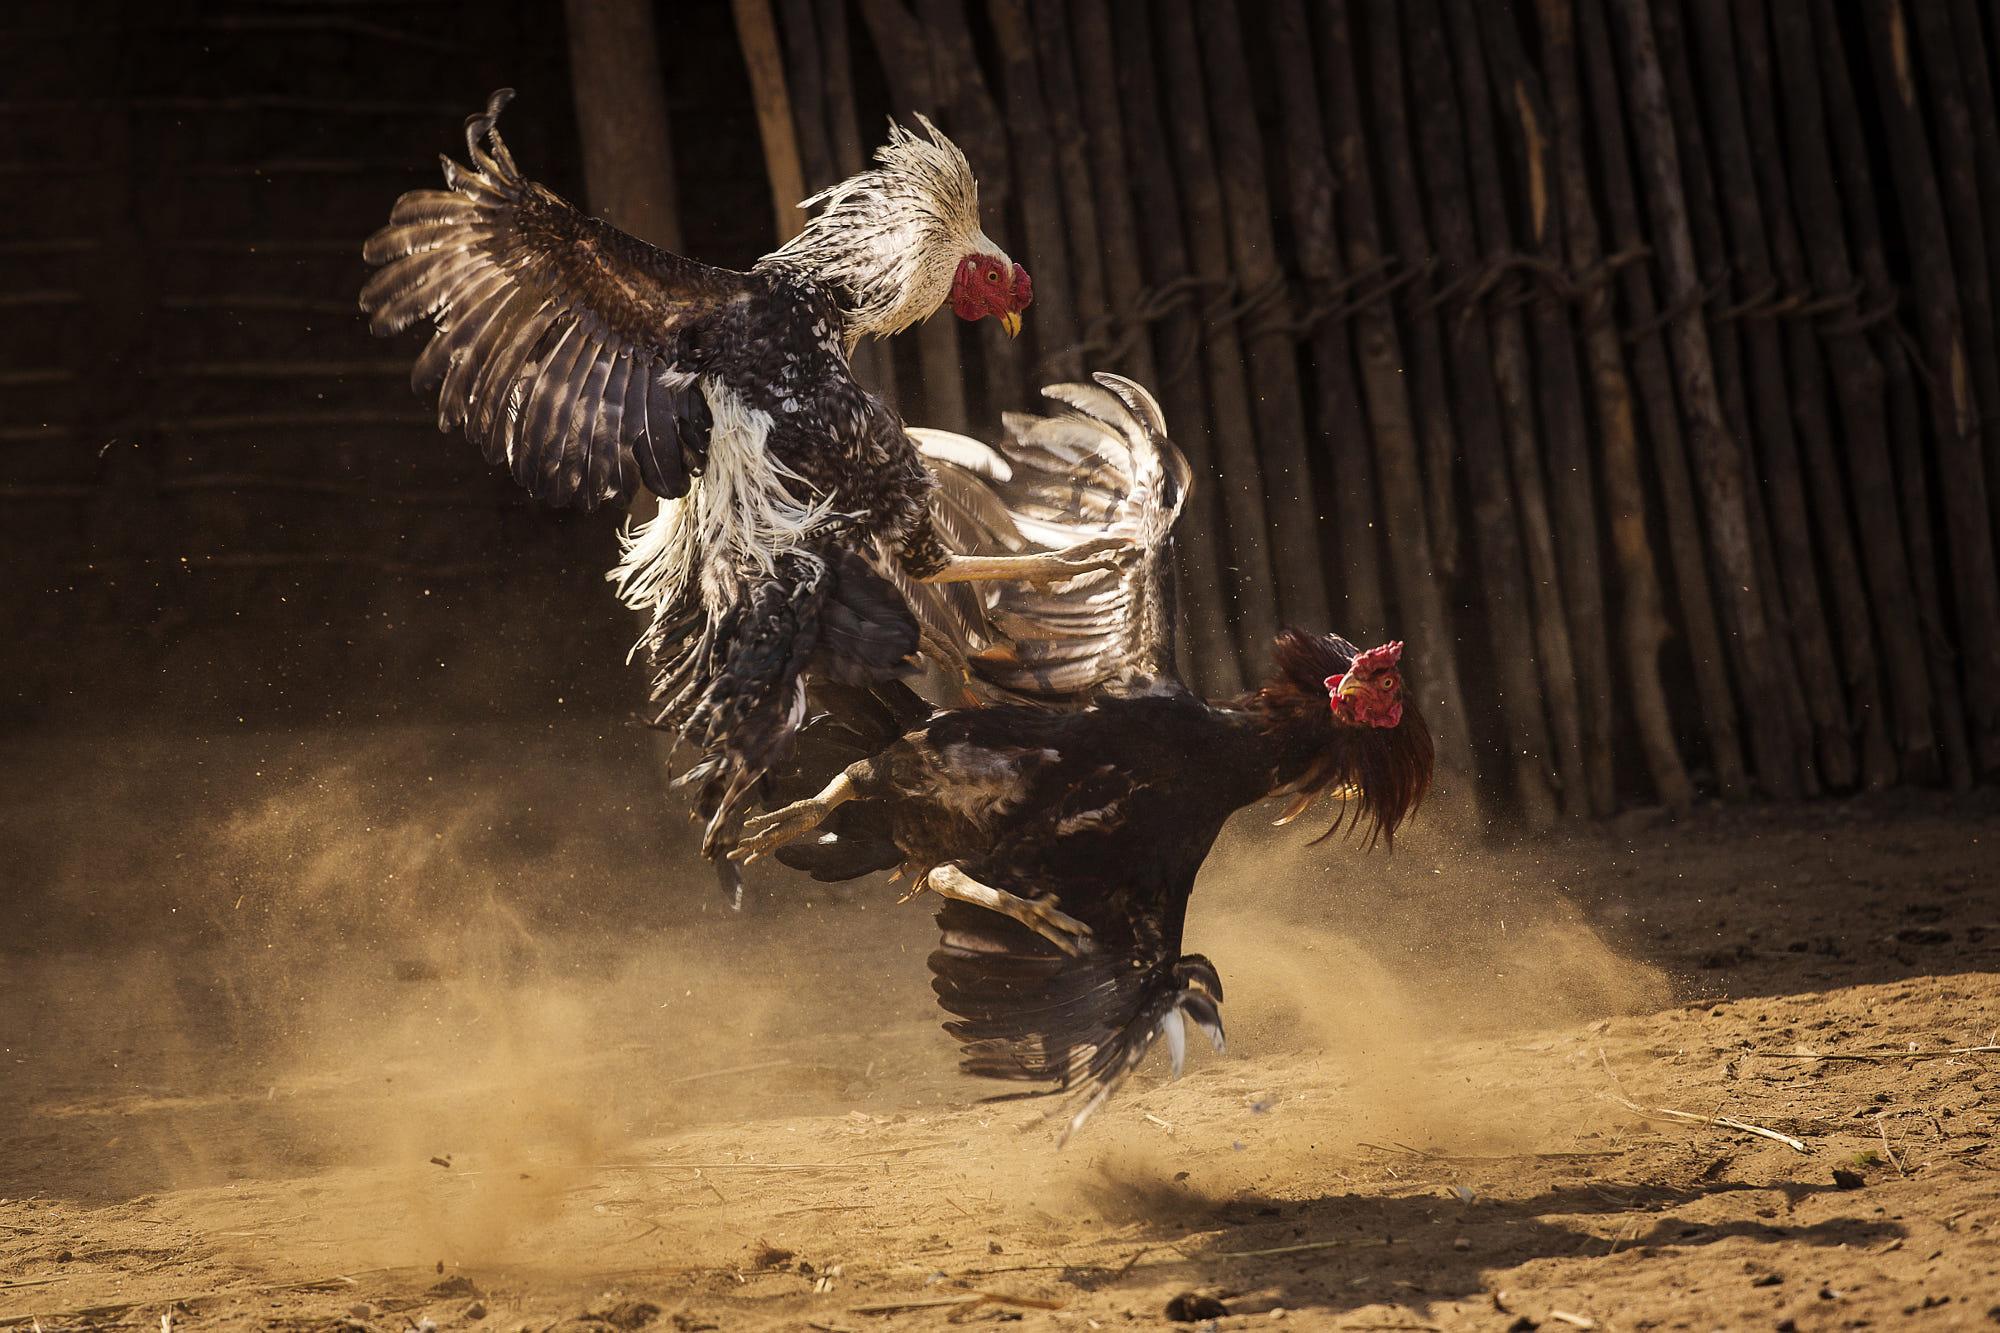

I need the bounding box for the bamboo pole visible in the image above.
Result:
[918,0,1023,412]
[1321,0,1479,786]
[1572,0,1749,797]
[1270,0,1389,641]
[1651,0,1819,796]
[564,0,681,251]
[1728,0,1900,786]
[1480,3,1618,815]
[732,0,807,244]
[857,0,969,426]
[1910,0,2000,553]
[1681,0,1862,789]
[1865,0,2000,774]
[1609,0,1804,798]
[1066,0,1156,386]
[797,0,896,405]
[1808,0,1969,786]
[1362,0,1463,583]
[567,0,688,794]
[1448,0,1592,814]
[1541,0,1692,808]
[776,0,836,193]
[986,0,1081,388]
[1193,0,1333,633]
[1951,0,2000,404]
[1108,0,1244,692]
[1029,0,1109,364]
[1405,0,1560,823]
[1150,0,1284,658]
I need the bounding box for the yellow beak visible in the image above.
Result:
[999,310,1022,338]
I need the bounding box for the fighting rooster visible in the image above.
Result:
[732,375,1435,1137]
[360,91,1111,886]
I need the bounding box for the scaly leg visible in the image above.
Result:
[730,769,858,864]
[922,535,1132,586]
[925,864,1095,956]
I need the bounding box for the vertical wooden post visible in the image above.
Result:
[1194,0,1333,632]
[1910,0,2000,547]
[566,0,683,251]
[1866,0,2000,773]
[1682,0,1861,788]
[1609,0,1804,798]
[1727,0,1900,787]
[1810,0,1970,785]
[987,0,1083,386]
[1650,0,1819,795]
[1481,3,1620,815]
[1405,0,1561,823]
[1066,0,1157,387]
[1321,0,1480,788]
[1151,0,1284,657]
[732,0,808,243]
[1540,0,1692,808]
[1572,0,1750,797]
[1108,0,1245,692]
[1448,0,1594,813]
[1764,0,1935,782]
[1362,0,1464,582]
[1030,0,1110,362]
[1270,0,1389,642]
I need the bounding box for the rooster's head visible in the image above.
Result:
[950,254,1034,336]
[1324,640,1405,729]
[1249,631,1434,849]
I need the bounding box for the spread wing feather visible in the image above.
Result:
[910,372,1193,701]
[361,88,746,511]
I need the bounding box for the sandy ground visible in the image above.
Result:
[3,724,1999,1331]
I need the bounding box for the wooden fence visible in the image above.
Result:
[731,0,2000,821]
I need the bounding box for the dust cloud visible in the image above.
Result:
[3,724,1670,1274]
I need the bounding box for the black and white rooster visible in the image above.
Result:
[732,375,1436,1138]
[359,91,1114,891]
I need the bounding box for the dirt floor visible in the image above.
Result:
[4,723,1999,1331]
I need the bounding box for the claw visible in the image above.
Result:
[1023,894,1095,957]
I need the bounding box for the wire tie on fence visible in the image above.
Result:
[1820,291,1899,336]
[1786,281,1864,321]
[1712,280,1780,323]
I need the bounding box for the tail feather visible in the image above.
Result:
[927,899,1225,1143]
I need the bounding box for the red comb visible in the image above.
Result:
[1353,641,1403,673]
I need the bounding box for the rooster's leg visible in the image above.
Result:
[921,535,1131,586]
[924,864,1095,956]
[730,769,859,864]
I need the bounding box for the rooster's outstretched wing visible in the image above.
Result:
[907,372,1194,701]
[361,88,746,511]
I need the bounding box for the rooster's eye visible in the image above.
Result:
[986,269,1001,283]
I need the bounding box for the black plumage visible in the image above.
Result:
[358,92,1040,890]
[740,375,1436,1137]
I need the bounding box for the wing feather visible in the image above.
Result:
[361,87,753,512]
[911,372,1193,703]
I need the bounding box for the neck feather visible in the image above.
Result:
[759,116,989,345]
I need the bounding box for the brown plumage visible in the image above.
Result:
[733,375,1437,1139]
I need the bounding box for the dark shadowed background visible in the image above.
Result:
[5,0,2000,826]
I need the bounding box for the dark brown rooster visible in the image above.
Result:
[732,375,1435,1137]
